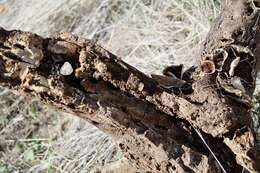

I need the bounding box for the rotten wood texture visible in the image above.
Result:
[0,28,234,173]
[0,0,260,172]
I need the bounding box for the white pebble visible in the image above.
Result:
[60,61,73,76]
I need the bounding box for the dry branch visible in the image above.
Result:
[0,27,235,173]
[0,0,260,172]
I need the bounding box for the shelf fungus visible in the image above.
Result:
[200,60,216,75]
[203,44,256,106]
[6,32,44,68]
[152,64,194,94]
[10,47,43,67]
[151,74,187,89]
[22,74,50,94]
[229,56,240,77]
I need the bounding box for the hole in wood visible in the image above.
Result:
[246,6,254,16]
[0,43,10,49]
[221,38,230,42]
[14,43,25,49]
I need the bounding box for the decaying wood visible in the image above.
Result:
[0,28,237,173]
[0,0,260,172]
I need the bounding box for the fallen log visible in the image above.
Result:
[0,0,260,172]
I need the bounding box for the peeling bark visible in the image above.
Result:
[0,0,260,172]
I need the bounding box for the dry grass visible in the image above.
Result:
[0,0,259,172]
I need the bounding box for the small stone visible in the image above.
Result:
[60,62,73,76]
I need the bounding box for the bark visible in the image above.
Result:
[0,0,260,172]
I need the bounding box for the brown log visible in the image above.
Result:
[0,0,260,172]
[0,27,234,173]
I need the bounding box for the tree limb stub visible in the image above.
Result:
[0,0,260,172]
[193,0,260,171]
